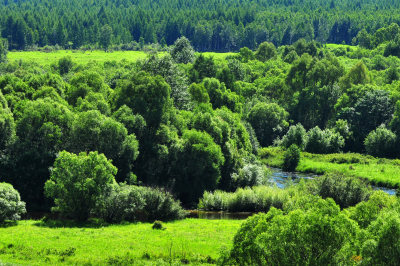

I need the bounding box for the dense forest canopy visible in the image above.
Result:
[2,0,400,51]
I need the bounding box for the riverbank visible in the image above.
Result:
[0,219,242,265]
[260,147,400,189]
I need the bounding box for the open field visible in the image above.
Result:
[0,219,242,265]
[7,50,235,66]
[260,147,400,188]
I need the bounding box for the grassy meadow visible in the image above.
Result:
[0,219,242,265]
[260,147,400,188]
[7,50,235,66]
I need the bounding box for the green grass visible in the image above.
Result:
[260,147,400,188]
[7,50,159,65]
[0,218,242,265]
[8,50,235,66]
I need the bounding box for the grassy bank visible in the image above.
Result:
[0,219,242,265]
[260,147,400,188]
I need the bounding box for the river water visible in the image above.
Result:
[269,168,397,195]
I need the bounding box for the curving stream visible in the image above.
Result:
[269,168,397,196]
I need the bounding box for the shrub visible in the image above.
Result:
[140,186,186,222]
[231,163,269,188]
[364,125,397,158]
[346,191,397,228]
[280,124,307,150]
[226,198,358,265]
[305,126,344,154]
[98,184,186,222]
[0,182,26,222]
[308,174,371,209]
[96,183,145,223]
[282,144,300,172]
[44,151,117,221]
[152,220,164,230]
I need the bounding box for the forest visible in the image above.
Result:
[2,0,400,265]
[2,0,400,51]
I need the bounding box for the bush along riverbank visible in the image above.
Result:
[259,147,400,189]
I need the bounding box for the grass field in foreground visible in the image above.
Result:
[260,147,400,188]
[7,50,235,66]
[0,219,242,265]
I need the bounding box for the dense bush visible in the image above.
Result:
[280,124,307,150]
[231,163,269,188]
[308,174,371,209]
[305,126,345,154]
[364,125,397,158]
[95,183,145,223]
[282,144,301,172]
[224,198,358,265]
[0,182,26,222]
[97,184,186,223]
[139,186,186,222]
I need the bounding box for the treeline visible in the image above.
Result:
[3,0,400,51]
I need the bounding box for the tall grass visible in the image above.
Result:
[198,186,292,212]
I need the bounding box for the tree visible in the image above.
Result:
[0,182,26,222]
[189,54,217,83]
[0,38,8,63]
[170,36,195,64]
[247,102,289,147]
[364,125,397,158]
[255,42,277,62]
[172,130,224,205]
[58,56,73,75]
[45,151,117,221]
[283,144,301,172]
[0,95,15,151]
[114,71,171,129]
[69,110,139,182]
[99,24,113,51]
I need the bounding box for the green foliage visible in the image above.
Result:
[69,110,139,181]
[364,125,397,158]
[308,174,371,209]
[114,71,171,128]
[0,182,26,222]
[99,24,113,51]
[282,144,301,172]
[280,124,307,150]
[231,163,269,188]
[198,186,291,212]
[152,220,164,230]
[173,129,224,205]
[226,198,358,265]
[170,36,195,64]
[44,151,117,221]
[97,183,185,223]
[247,102,288,147]
[188,83,209,104]
[189,55,216,83]
[0,38,8,63]
[255,42,277,62]
[305,126,344,154]
[58,56,73,75]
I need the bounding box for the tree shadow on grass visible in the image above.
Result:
[33,218,112,228]
[0,221,18,228]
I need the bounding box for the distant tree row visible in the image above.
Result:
[2,0,400,51]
